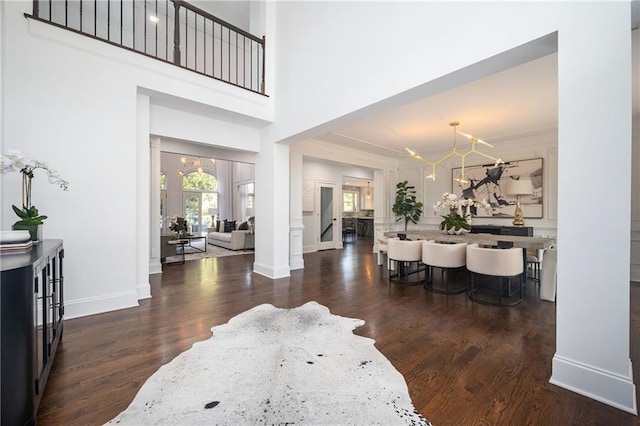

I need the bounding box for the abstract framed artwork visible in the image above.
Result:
[451,158,543,218]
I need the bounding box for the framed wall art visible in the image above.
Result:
[451,158,543,218]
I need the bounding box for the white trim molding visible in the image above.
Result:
[64,291,139,320]
[551,356,637,415]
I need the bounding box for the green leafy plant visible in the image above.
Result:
[1,150,69,227]
[12,205,48,225]
[439,210,471,232]
[392,180,423,231]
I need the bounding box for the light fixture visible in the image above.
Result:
[208,207,218,222]
[504,178,533,226]
[366,181,371,197]
[178,156,215,175]
[405,121,503,184]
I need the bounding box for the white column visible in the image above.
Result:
[290,150,305,270]
[372,169,385,252]
[254,140,290,278]
[136,94,152,299]
[149,137,162,275]
[551,3,635,413]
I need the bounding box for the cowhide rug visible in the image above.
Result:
[107,301,431,425]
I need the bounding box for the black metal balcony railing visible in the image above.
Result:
[28,0,266,95]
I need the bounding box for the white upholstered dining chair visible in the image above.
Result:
[466,243,524,306]
[387,237,425,285]
[422,241,467,294]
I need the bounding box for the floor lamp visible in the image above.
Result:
[504,179,533,226]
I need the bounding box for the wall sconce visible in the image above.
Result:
[504,178,533,226]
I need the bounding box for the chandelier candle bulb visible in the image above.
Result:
[406,121,504,183]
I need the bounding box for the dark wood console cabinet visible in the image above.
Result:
[470,225,533,236]
[470,225,533,248]
[1,239,64,425]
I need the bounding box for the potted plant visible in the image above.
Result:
[433,192,491,234]
[12,205,47,241]
[392,180,424,232]
[1,150,69,241]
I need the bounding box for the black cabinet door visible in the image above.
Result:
[1,266,36,426]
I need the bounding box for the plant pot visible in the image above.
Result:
[442,226,470,235]
[12,223,42,242]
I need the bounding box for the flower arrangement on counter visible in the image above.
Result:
[169,216,189,238]
[0,150,69,240]
[433,192,491,234]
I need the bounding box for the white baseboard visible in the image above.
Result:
[290,257,304,270]
[149,261,163,275]
[253,262,291,279]
[550,355,637,415]
[137,281,152,300]
[64,291,139,320]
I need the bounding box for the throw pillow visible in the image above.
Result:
[224,220,236,233]
[218,220,225,233]
[238,221,249,230]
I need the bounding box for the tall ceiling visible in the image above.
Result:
[315,53,560,159]
[188,2,638,163]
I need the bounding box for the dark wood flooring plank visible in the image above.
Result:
[36,239,640,425]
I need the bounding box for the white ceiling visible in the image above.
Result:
[313,36,638,160]
[315,53,560,159]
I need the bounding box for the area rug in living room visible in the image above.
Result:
[106,301,431,425]
[165,239,253,263]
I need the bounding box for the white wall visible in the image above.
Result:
[3,0,637,414]
[1,0,271,319]
[271,1,635,415]
[397,129,558,236]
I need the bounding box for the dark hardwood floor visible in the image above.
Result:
[38,238,640,425]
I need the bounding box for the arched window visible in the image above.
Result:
[182,172,218,233]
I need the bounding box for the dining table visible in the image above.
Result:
[383,229,556,250]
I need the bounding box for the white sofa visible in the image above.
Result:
[207,228,254,250]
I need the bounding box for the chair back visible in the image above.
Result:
[422,241,467,268]
[466,243,523,277]
[376,231,388,251]
[387,238,423,262]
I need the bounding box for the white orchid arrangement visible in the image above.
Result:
[1,150,69,225]
[433,192,491,231]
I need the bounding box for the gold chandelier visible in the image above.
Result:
[178,156,215,175]
[405,121,503,184]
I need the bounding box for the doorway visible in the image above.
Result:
[317,182,339,250]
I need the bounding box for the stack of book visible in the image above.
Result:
[0,240,33,253]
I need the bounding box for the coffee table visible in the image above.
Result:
[177,234,207,253]
[166,239,188,265]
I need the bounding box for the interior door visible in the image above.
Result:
[317,183,338,250]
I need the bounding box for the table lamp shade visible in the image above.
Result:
[504,178,532,226]
[504,178,533,196]
[208,208,218,215]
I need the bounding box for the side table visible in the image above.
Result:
[244,233,255,250]
[166,239,187,265]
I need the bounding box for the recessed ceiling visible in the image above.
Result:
[315,53,560,158]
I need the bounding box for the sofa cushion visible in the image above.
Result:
[213,232,233,243]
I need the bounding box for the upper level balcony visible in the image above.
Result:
[27,0,266,95]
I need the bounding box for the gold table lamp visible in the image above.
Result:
[504,179,533,226]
